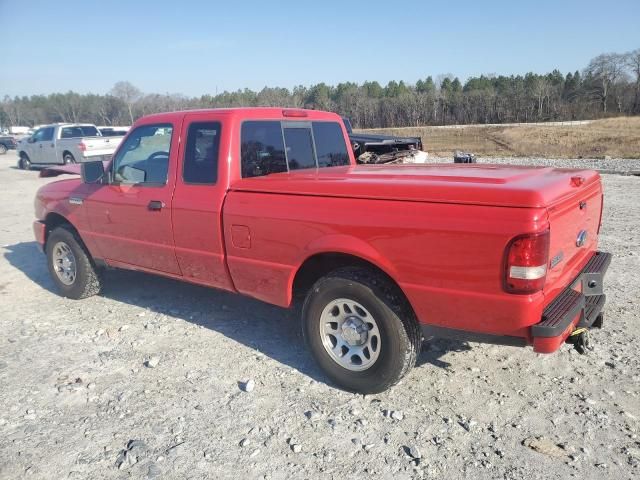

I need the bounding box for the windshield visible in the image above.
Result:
[60,126,100,138]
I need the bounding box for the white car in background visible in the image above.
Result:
[17,123,123,170]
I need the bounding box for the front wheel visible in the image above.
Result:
[46,226,102,299]
[0,144,7,155]
[19,155,31,170]
[302,267,421,394]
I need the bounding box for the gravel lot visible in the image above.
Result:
[428,156,640,173]
[1,151,638,480]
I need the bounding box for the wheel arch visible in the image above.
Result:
[43,212,77,245]
[290,236,416,319]
[43,212,103,267]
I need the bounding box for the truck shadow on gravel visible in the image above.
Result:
[5,241,471,385]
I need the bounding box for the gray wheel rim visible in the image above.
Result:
[0,145,6,154]
[319,298,381,371]
[52,241,77,285]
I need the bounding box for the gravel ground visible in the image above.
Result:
[0,151,638,480]
[428,156,640,173]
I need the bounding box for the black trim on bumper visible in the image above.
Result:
[421,325,528,347]
[532,251,611,338]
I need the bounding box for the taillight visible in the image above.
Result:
[282,109,308,118]
[78,142,87,152]
[504,230,550,294]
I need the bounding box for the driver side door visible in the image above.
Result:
[83,121,182,275]
[27,128,48,163]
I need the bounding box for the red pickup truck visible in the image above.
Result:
[33,108,610,393]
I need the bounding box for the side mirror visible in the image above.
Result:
[27,137,36,143]
[81,161,105,184]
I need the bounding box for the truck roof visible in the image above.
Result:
[139,107,341,123]
[38,123,97,128]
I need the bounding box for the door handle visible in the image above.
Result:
[148,200,165,211]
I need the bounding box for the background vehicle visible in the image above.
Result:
[8,126,30,135]
[17,123,123,170]
[98,126,130,137]
[342,117,423,162]
[0,135,17,154]
[33,108,609,393]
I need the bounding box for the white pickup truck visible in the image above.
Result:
[17,123,124,170]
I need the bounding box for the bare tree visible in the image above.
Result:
[584,53,627,112]
[626,49,640,113]
[1,95,22,126]
[110,81,142,124]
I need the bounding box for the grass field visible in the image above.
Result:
[357,117,640,158]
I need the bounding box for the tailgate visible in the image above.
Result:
[82,137,122,156]
[544,180,603,302]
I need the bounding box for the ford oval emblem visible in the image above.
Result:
[576,230,588,247]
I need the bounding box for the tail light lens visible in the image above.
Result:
[78,142,87,152]
[504,230,550,294]
[282,109,308,118]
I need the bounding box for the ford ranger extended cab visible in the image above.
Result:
[18,123,122,170]
[33,108,610,393]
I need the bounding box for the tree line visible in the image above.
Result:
[1,49,638,130]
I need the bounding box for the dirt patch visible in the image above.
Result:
[359,117,640,158]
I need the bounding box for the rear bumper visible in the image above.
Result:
[532,251,611,353]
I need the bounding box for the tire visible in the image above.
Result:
[19,154,31,170]
[0,144,7,155]
[302,267,421,394]
[63,153,75,164]
[46,225,102,299]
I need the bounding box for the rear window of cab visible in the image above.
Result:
[241,121,349,178]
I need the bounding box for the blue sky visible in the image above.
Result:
[0,0,638,97]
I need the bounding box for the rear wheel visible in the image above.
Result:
[18,154,31,170]
[46,225,102,299]
[0,144,7,155]
[302,267,421,394]
[63,153,75,164]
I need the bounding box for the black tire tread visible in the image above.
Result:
[47,225,102,299]
[303,266,421,393]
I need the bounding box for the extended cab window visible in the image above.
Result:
[183,122,221,184]
[241,120,350,178]
[241,121,287,178]
[283,125,315,170]
[312,122,349,167]
[112,124,173,185]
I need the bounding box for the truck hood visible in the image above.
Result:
[231,164,601,208]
